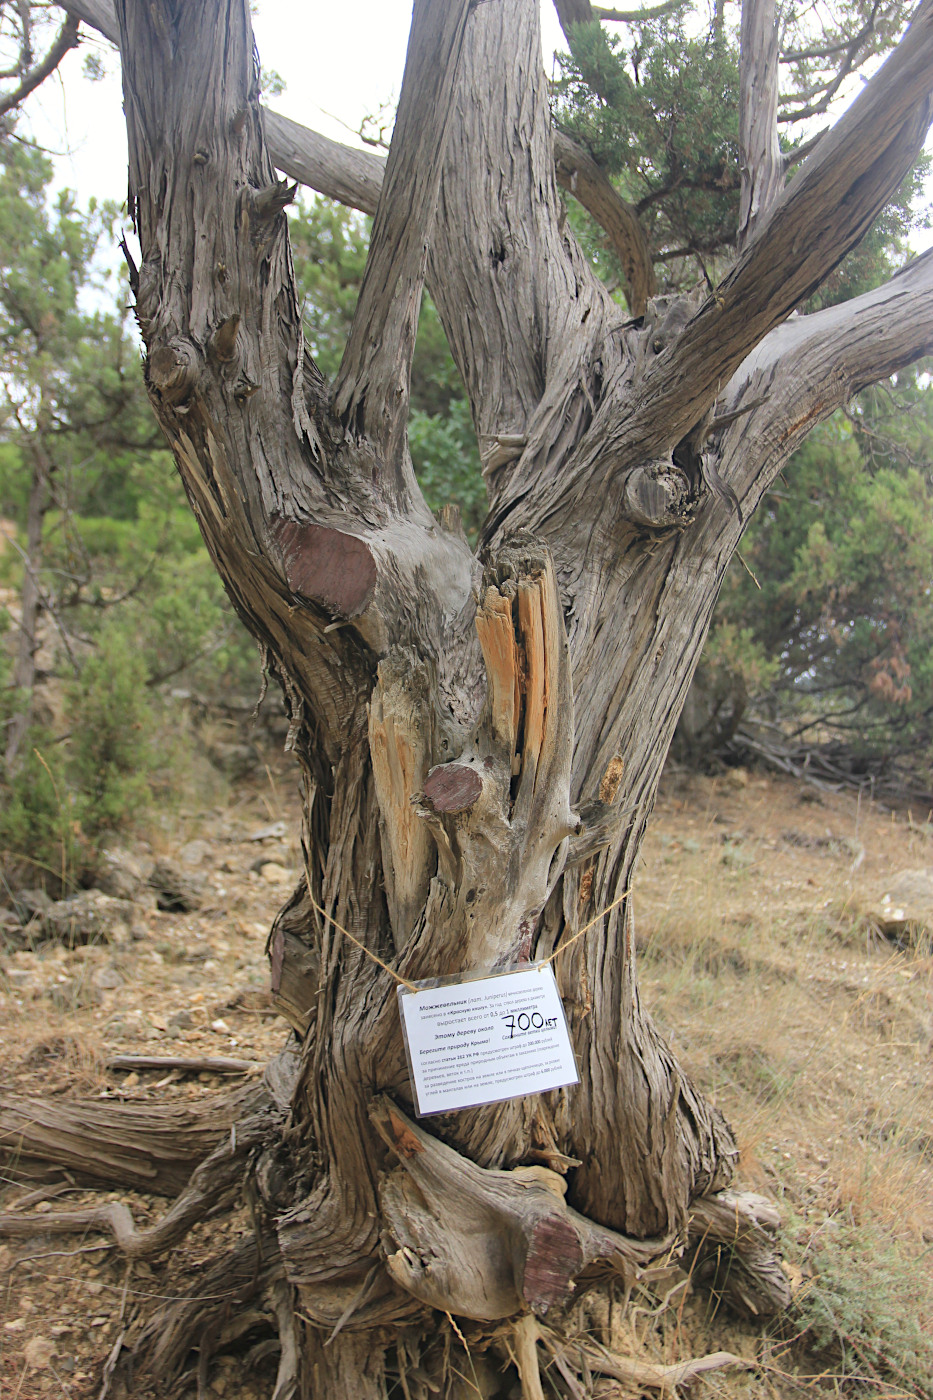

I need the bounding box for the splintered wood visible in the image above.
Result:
[475,588,521,760]
[368,658,434,948]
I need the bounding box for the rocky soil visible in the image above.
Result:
[1,759,932,1397]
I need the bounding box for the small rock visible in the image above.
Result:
[168,1009,195,1030]
[209,740,260,778]
[121,1072,140,1088]
[149,859,207,913]
[97,846,154,901]
[86,1281,105,1296]
[3,1318,25,1332]
[868,869,933,943]
[211,1018,231,1033]
[180,839,211,867]
[11,888,52,925]
[41,891,135,947]
[259,862,291,885]
[23,1337,56,1370]
[247,821,287,842]
[92,965,125,991]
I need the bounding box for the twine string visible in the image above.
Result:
[540,887,632,966]
[304,886,632,991]
[306,890,419,991]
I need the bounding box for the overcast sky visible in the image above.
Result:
[24,1,564,216]
[16,1,932,260]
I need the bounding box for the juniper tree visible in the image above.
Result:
[3,0,933,1394]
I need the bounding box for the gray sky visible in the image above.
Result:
[17,1,932,260]
[25,1,564,215]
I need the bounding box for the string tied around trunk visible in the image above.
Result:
[303,886,632,991]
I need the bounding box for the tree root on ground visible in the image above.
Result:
[0,1102,280,1257]
[0,1083,790,1396]
[0,1080,268,1194]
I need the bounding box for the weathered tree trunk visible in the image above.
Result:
[7,0,933,1393]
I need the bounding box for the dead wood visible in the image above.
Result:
[0,1082,265,1194]
[0,1102,279,1258]
[373,1097,668,1322]
[686,1189,792,1317]
[105,1054,262,1075]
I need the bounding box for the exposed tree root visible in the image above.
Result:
[0,1081,267,1194]
[133,1231,286,1385]
[537,1317,751,1395]
[512,1314,547,1400]
[686,1189,792,1318]
[372,1097,667,1321]
[0,1102,281,1258]
[0,1074,789,1396]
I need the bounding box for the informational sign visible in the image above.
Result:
[398,963,579,1117]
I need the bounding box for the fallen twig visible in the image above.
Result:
[106,1055,261,1076]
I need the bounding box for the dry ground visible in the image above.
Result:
[1,762,931,1398]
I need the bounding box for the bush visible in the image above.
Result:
[787,1212,933,1397]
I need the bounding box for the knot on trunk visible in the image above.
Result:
[620,460,691,530]
[421,761,484,814]
[147,337,201,407]
[274,518,377,619]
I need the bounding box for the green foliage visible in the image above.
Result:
[0,737,79,890]
[289,197,485,535]
[554,4,930,304]
[554,9,740,289]
[64,620,155,838]
[0,135,258,887]
[787,1212,933,1396]
[408,399,486,539]
[701,384,933,760]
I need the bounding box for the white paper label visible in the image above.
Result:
[398,963,579,1116]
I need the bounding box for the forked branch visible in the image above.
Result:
[64,0,651,317]
[0,12,79,117]
[615,0,933,458]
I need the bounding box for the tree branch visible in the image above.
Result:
[62,0,651,318]
[331,0,472,465]
[711,251,933,507]
[738,0,782,247]
[263,110,383,216]
[0,13,79,118]
[593,1,682,20]
[554,129,655,314]
[734,250,933,407]
[778,0,886,124]
[425,0,611,449]
[553,0,602,28]
[612,0,933,459]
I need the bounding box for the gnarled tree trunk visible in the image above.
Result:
[8,0,933,1393]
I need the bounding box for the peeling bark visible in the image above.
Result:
[12,0,933,1394]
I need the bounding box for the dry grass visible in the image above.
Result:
[632,768,933,1397]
